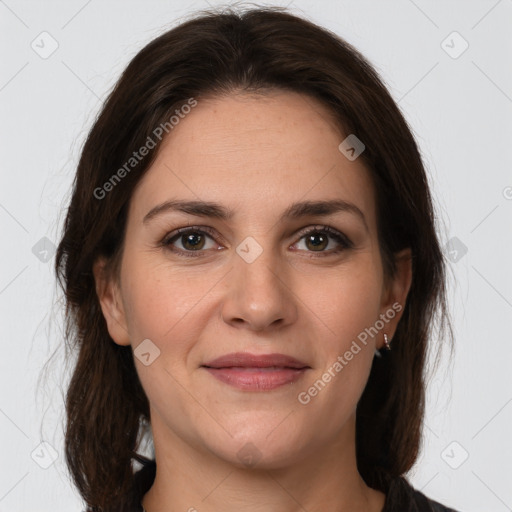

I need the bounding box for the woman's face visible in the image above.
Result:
[96,91,411,468]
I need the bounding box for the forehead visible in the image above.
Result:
[130,91,376,228]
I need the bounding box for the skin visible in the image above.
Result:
[94,90,412,512]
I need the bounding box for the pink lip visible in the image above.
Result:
[201,352,310,391]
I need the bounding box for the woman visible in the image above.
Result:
[55,6,457,511]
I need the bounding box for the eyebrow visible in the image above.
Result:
[143,198,368,231]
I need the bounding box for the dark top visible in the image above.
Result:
[123,459,459,511]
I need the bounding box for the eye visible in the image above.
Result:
[162,226,221,256]
[292,225,353,255]
[161,224,353,258]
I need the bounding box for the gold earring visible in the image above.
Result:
[384,333,391,351]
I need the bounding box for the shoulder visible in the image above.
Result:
[383,475,461,512]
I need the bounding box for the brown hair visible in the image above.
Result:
[55,6,451,511]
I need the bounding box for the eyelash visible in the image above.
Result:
[160,225,353,258]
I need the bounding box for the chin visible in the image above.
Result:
[199,419,311,470]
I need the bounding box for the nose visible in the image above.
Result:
[220,244,298,332]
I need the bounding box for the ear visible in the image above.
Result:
[378,248,412,349]
[93,257,131,346]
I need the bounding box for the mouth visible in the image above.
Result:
[201,352,311,391]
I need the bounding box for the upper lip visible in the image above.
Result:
[202,352,310,369]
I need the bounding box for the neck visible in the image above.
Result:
[141,411,385,512]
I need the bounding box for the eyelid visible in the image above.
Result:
[160,224,353,256]
[292,224,353,248]
[161,225,223,247]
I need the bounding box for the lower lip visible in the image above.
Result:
[203,367,308,391]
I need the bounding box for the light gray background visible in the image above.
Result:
[1,1,511,511]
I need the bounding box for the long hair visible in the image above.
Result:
[55,6,452,510]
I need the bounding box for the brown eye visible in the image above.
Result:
[293,226,353,255]
[181,232,206,250]
[305,232,328,251]
[163,227,219,255]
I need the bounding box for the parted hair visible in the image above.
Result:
[55,6,451,511]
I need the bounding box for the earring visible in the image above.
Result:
[384,333,391,351]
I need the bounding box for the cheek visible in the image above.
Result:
[121,259,210,423]
[305,259,383,347]
[121,253,216,342]
[294,259,382,412]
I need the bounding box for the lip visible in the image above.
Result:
[201,352,310,391]
[203,352,309,369]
